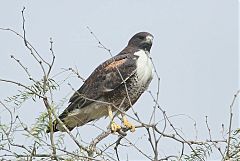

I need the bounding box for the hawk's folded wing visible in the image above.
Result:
[59,51,138,119]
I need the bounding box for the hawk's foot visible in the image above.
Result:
[123,118,135,132]
[110,121,121,133]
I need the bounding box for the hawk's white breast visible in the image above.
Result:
[134,50,153,86]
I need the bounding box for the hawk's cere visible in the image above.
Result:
[47,32,154,133]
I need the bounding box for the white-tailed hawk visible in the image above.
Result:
[47,32,154,133]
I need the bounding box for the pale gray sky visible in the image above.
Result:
[0,1,238,160]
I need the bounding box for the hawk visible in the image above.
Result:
[47,32,154,133]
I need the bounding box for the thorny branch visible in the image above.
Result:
[225,90,240,160]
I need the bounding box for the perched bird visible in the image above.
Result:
[47,32,154,133]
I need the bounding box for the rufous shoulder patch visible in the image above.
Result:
[105,59,126,70]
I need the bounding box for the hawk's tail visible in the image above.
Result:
[46,119,74,133]
[46,120,59,133]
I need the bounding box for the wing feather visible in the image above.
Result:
[59,49,138,119]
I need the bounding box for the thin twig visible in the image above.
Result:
[225,90,240,159]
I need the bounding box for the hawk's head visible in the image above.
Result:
[128,32,153,52]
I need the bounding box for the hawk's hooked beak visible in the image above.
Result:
[145,35,154,44]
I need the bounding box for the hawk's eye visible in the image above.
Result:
[138,36,145,40]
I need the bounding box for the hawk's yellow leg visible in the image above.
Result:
[108,106,121,133]
[121,114,135,132]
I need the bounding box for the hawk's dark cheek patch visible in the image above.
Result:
[105,59,126,70]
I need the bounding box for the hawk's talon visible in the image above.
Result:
[123,118,135,132]
[110,121,121,133]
